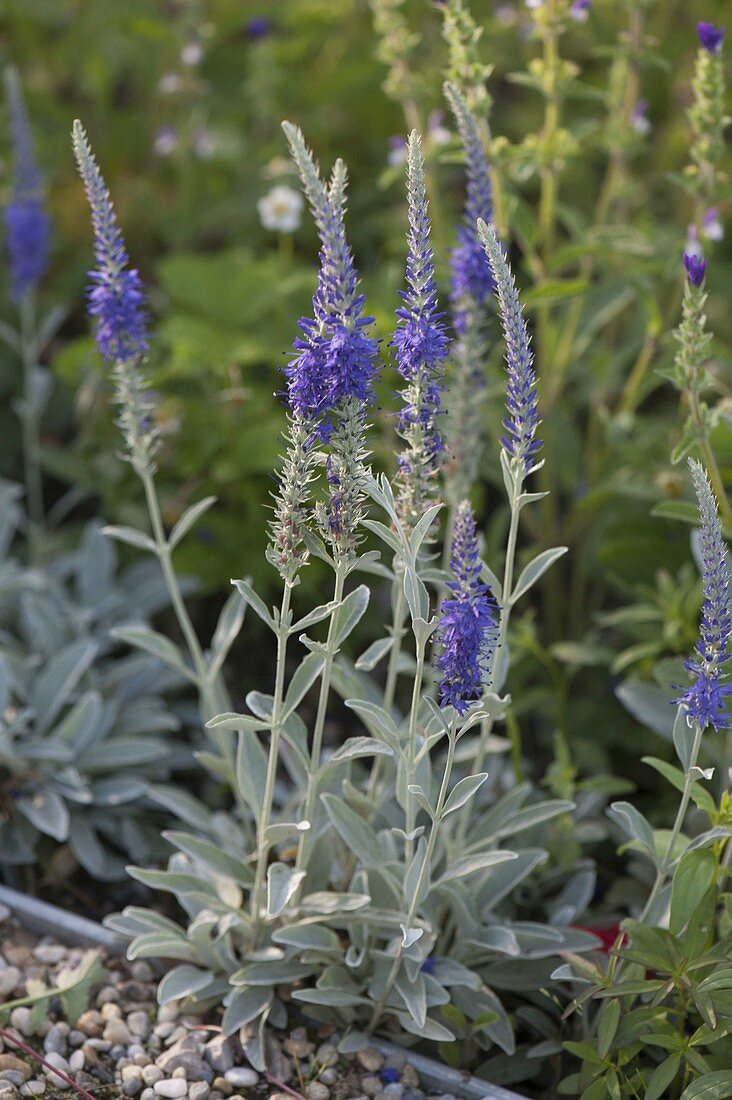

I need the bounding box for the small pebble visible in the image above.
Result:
[127,1011,150,1039]
[101,1003,122,1022]
[131,961,154,982]
[212,1078,233,1097]
[140,1089,155,1100]
[0,1084,19,1100]
[96,985,120,1006]
[104,1019,132,1046]
[124,1081,143,1098]
[19,1083,45,1098]
[381,1086,404,1100]
[401,1065,420,1089]
[33,944,66,965]
[362,1077,382,1097]
[68,1051,84,1073]
[306,1084,330,1100]
[77,1012,102,1037]
[142,1066,164,1086]
[68,1031,85,1049]
[0,1059,30,1084]
[357,1050,384,1074]
[41,1053,69,1088]
[0,968,21,998]
[153,1080,188,1099]
[157,1005,179,1024]
[224,1069,259,1089]
[189,1084,210,1100]
[0,1074,25,1089]
[0,904,11,923]
[8,1010,31,1038]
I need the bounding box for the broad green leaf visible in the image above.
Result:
[680,1071,732,1100]
[31,639,97,733]
[158,965,214,1005]
[597,999,620,1059]
[435,851,518,885]
[112,627,192,679]
[169,496,217,548]
[283,652,326,717]
[321,793,383,867]
[646,1054,683,1100]
[206,712,268,732]
[267,862,306,918]
[162,831,254,886]
[17,791,70,841]
[355,636,394,671]
[232,578,274,628]
[670,849,716,934]
[511,547,568,604]
[221,988,272,1035]
[323,736,393,769]
[333,585,370,647]
[607,801,656,861]
[102,525,158,554]
[441,773,488,818]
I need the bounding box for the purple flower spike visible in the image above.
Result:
[283,124,379,436]
[4,70,50,300]
[444,82,494,333]
[72,121,148,363]
[683,251,707,287]
[674,460,732,730]
[569,0,591,23]
[246,16,272,40]
[436,502,498,715]
[697,22,725,54]
[393,131,449,522]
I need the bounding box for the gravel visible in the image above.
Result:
[0,919,459,1100]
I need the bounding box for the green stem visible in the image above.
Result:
[250,582,293,934]
[140,470,217,722]
[367,720,458,1034]
[295,561,348,875]
[19,294,44,560]
[638,719,705,927]
[404,639,427,865]
[687,391,732,531]
[365,579,407,812]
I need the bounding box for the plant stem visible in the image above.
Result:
[687,391,732,530]
[295,560,348,875]
[140,470,218,723]
[250,582,293,934]
[638,719,705,926]
[365,578,407,811]
[367,720,458,1034]
[19,293,44,559]
[404,638,427,864]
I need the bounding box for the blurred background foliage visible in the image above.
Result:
[0,0,731,822]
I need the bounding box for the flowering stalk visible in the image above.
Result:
[666,254,732,530]
[637,459,730,925]
[4,69,51,556]
[370,505,495,1032]
[281,123,379,879]
[443,81,494,524]
[688,23,727,224]
[453,223,549,821]
[72,120,227,730]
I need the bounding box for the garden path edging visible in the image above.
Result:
[0,885,526,1100]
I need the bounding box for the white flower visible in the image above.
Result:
[703,208,724,242]
[158,72,182,95]
[257,185,304,233]
[153,126,179,157]
[181,41,203,66]
[685,225,704,259]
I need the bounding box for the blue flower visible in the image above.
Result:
[436,502,498,714]
[675,460,732,730]
[683,251,707,287]
[4,70,50,300]
[697,22,725,54]
[283,125,379,437]
[392,132,449,522]
[246,16,272,40]
[72,121,148,363]
[380,1068,400,1085]
[479,223,542,476]
[569,0,591,22]
[444,83,494,334]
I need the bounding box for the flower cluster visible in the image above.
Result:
[479,222,541,476]
[436,501,497,714]
[683,251,707,287]
[72,121,148,364]
[392,131,449,524]
[675,460,732,730]
[445,81,494,332]
[4,69,50,301]
[282,124,379,438]
[697,22,725,55]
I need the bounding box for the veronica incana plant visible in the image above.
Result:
[84,112,592,1065]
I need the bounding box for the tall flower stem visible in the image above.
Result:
[295,560,348,875]
[250,582,293,934]
[688,392,732,530]
[384,581,407,715]
[367,719,458,1034]
[404,637,427,864]
[140,469,220,724]
[639,719,704,927]
[18,293,44,558]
